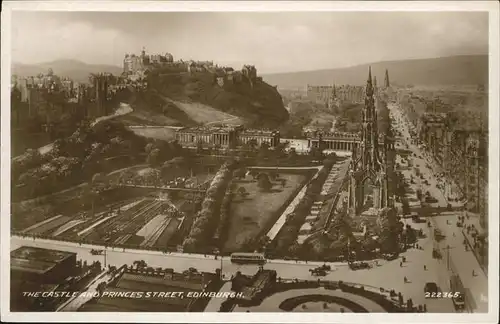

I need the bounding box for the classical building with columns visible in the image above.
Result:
[306,131,386,152]
[175,125,280,149]
[175,125,243,149]
[239,129,280,147]
[347,67,395,215]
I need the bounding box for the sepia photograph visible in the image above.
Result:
[1,1,498,323]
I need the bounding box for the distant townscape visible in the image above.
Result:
[10,46,489,315]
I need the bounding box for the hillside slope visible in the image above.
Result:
[146,69,289,128]
[263,55,488,89]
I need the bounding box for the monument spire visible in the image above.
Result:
[384,69,390,88]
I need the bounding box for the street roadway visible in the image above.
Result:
[388,102,488,313]
[11,234,452,312]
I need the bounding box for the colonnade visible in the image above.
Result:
[308,140,359,151]
[176,132,231,146]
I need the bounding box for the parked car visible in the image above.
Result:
[432,248,442,259]
[382,253,398,261]
[348,262,371,270]
[452,293,466,310]
[309,268,327,276]
[424,282,439,296]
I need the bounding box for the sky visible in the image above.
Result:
[10,11,489,74]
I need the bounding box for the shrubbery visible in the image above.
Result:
[12,121,156,200]
[214,178,235,247]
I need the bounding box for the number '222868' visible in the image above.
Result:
[425,292,460,298]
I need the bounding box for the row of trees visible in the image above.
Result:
[182,160,238,252]
[214,178,236,249]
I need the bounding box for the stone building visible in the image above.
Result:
[175,125,280,149]
[175,125,243,149]
[307,84,365,106]
[239,129,281,147]
[418,112,448,163]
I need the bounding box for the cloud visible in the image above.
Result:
[10,11,489,73]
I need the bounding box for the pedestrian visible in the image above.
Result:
[424,265,427,271]
[400,261,403,267]
[404,276,407,283]
[472,270,476,277]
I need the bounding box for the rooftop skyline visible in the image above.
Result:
[11,11,488,74]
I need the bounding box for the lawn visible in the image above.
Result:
[223,173,308,252]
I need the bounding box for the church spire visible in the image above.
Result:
[384,69,390,88]
[366,66,374,97]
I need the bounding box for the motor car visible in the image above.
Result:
[309,268,327,276]
[452,293,466,310]
[348,262,371,270]
[424,282,439,296]
[426,197,438,203]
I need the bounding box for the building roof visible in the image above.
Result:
[177,125,239,134]
[11,246,76,274]
[308,131,361,140]
[241,129,279,136]
[421,112,447,123]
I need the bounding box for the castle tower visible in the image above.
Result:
[384,69,390,88]
[94,73,109,116]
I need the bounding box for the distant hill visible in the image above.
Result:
[263,55,488,89]
[12,60,123,83]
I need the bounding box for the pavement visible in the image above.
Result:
[233,287,386,312]
[204,281,232,312]
[56,270,112,312]
[388,102,488,313]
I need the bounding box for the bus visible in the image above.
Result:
[230,252,266,265]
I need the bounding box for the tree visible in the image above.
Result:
[147,148,161,167]
[196,140,204,154]
[309,146,323,160]
[401,198,410,216]
[416,189,423,201]
[258,142,271,160]
[234,168,247,179]
[246,139,258,151]
[288,147,298,161]
[257,173,273,192]
[237,186,248,199]
[280,178,287,188]
[144,142,155,155]
[288,241,301,256]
